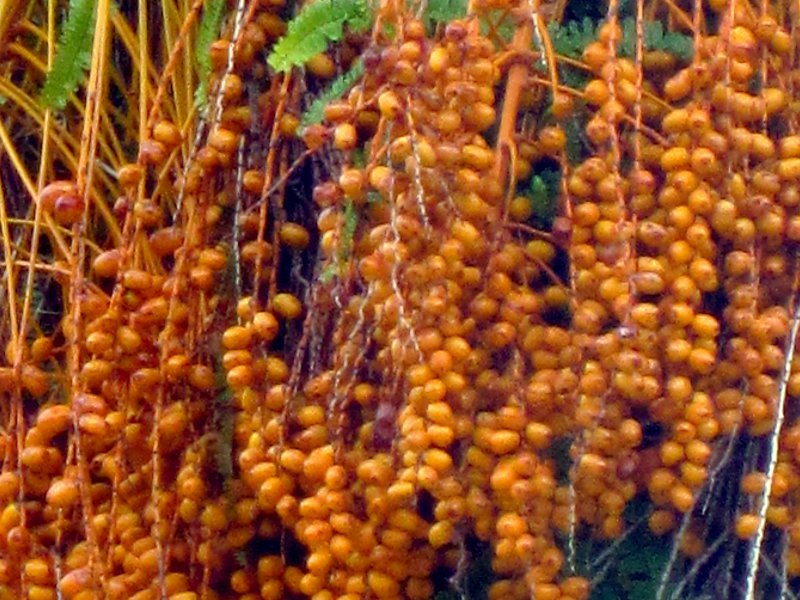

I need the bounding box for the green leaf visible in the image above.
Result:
[424,0,468,27]
[588,497,675,600]
[546,17,693,64]
[644,19,665,47]
[479,9,516,43]
[619,17,637,58]
[618,18,694,61]
[212,379,235,485]
[557,64,590,90]
[194,0,226,108]
[299,58,364,129]
[351,146,366,168]
[382,22,396,40]
[547,18,597,59]
[649,21,693,61]
[40,0,97,110]
[618,18,693,61]
[319,262,338,283]
[320,199,359,282]
[234,549,247,568]
[527,166,560,229]
[339,198,357,262]
[268,0,371,72]
[562,118,584,165]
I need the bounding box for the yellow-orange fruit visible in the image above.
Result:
[735,513,760,539]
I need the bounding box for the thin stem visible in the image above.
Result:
[744,271,800,597]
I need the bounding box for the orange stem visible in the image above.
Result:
[494,15,532,184]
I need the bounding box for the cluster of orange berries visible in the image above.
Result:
[0,0,301,597]
[565,0,800,575]
[4,0,800,597]
[222,12,595,599]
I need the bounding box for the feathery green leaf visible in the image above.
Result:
[547,17,597,59]
[40,0,97,110]
[424,0,467,28]
[212,365,235,489]
[626,18,694,61]
[299,58,364,129]
[195,0,227,108]
[547,17,693,62]
[319,198,358,283]
[526,167,559,229]
[268,0,370,72]
[340,198,357,262]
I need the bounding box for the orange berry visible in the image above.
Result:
[333,123,358,151]
[741,472,767,495]
[428,521,454,548]
[272,293,303,319]
[367,570,399,598]
[648,509,676,535]
[660,147,690,171]
[377,91,402,120]
[306,53,335,78]
[670,484,694,512]
[659,441,684,467]
[488,430,520,455]
[524,422,552,449]
[496,513,527,538]
[428,47,450,73]
[735,513,760,539]
[46,478,79,509]
[279,223,311,249]
[222,325,253,350]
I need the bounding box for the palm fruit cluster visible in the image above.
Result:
[0,0,800,597]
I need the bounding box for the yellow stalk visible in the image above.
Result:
[0,167,19,345]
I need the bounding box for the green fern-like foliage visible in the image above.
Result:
[267,0,371,72]
[40,0,97,110]
[340,198,357,261]
[424,0,467,28]
[299,57,364,128]
[195,0,227,108]
[526,167,560,230]
[544,18,596,88]
[547,17,693,61]
[319,197,358,283]
[545,17,693,91]
[619,18,693,61]
[547,18,597,59]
